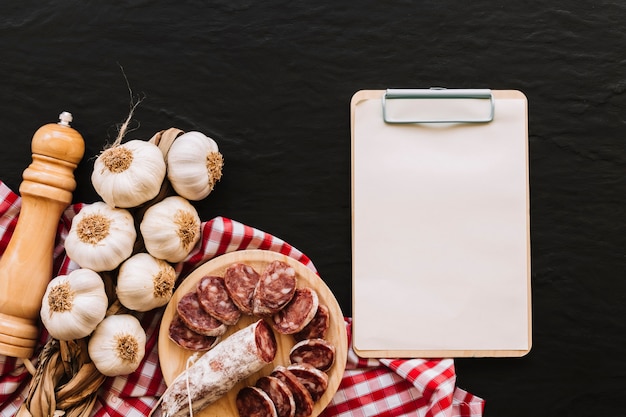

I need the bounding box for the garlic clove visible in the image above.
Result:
[140,196,201,263]
[116,252,177,312]
[64,202,137,272]
[40,269,108,341]
[166,131,224,201]
[92,139,167,208]
[88,314,146,377]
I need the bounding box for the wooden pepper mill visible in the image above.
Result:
[0,112,84,358]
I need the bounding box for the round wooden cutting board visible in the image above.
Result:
[158,249,348,417]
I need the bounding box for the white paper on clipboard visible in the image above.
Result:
[351,89,531,358]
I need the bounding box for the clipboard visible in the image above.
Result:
[351,89,531,358]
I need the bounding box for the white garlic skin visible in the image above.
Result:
[92,139,167,208]
[166,131,223,201]
[64,202,137,272]
[140,196,201,263]
[40,268,108,341]
[88,314,146,377]
[116,252,177,312]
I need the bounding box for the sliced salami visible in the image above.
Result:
[177,291,227,337]
[224,263,260,315]
[197,275,241,325]
[167,314,219,351]
[272,287,319,335]
[270,366,314,417]
[294,304,330,342]
[159,320,277,417]
[236,386,278,417]
[287,363,329,402]
[255,375,296,417]
[253,260,297,316]
[289,338,336,372]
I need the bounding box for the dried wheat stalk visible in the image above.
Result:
[17,338,106,417]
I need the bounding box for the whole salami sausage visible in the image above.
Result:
[168,315,219,351]
[272,288,319,335]
[253,260,297,316]
[271,366,314,417]
[293,304,330,342]
[196,275,241,325]
[157,319,277,417]
[177,291,227,336]
[256,375,296,417]
[236,386,278,417]
[289,338,335,372]
[224,263,260,315]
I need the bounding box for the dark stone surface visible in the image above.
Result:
[1,2,624,416]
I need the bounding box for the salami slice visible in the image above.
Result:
[197,275,241,325]
[287,363,329,402]
[236,386,278,417]
[177,291,227,336]
[289,338,335,372]
[272,288,319,335]
[294,304,330,341]
[168,315,219,351]
[270,366,314,417]
[159,320,277,417]
[253,260,297,316]
[256,375,296,417]
[224,263,260,315]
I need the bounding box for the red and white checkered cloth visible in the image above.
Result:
[0,180,484,417]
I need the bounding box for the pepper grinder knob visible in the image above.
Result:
[0,112,85,358]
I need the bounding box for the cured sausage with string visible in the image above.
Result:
[158,320,277,417]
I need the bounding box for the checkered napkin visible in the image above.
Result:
[0,181,483,417]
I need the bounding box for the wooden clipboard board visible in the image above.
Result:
[351,89,531,358]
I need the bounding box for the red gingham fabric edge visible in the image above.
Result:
[0,181,484,417]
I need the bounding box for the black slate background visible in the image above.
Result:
[1,1,625,416]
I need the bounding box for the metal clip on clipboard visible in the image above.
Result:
[382,88,495,124]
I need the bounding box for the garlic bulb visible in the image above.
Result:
[116,252,177,312]
[166,131,224,200]
[92,139,167,208]
[40,268,108,341]
[88,314,146,377]
[64,201,136,272]
[140,196,201,263]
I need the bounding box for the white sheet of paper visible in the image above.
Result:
[352,91,530,356]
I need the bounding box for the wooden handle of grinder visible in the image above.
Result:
[0,112,84,358]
